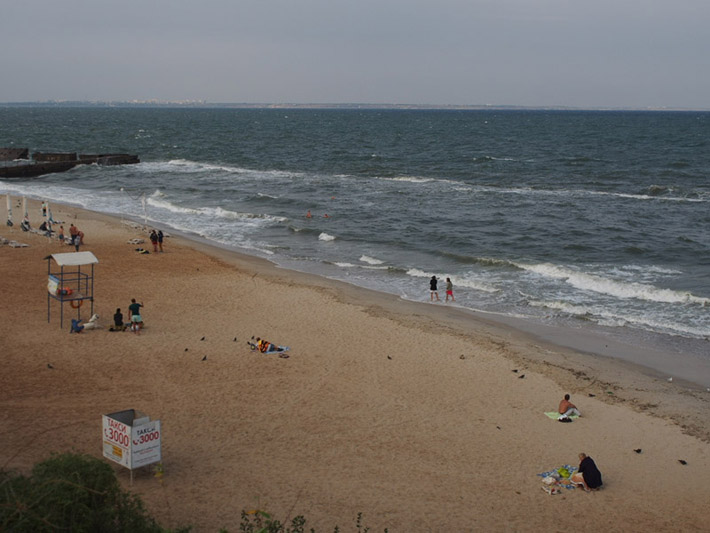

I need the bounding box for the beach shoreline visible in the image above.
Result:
[2,198,709,531]
[115,202,710,391]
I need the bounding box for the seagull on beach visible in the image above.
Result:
[47,363,54,369]
[201,355,207,361]
[634,448,642,454]
[518,374,525,379]
[678,459,687,465]
[201,336,206,341]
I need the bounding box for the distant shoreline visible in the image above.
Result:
[2,101,709,112]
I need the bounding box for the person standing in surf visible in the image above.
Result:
[445,277,455,302]
[430,276,440,301]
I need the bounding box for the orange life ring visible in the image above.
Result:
[70,299,83,309]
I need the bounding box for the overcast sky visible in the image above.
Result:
[2,0,708,108]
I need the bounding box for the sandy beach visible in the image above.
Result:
[1,198,709,532]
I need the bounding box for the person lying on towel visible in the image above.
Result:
[249,336,285,353]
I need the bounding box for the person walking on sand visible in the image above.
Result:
[445,277,455,302]
[559,394,581,418]
[158,229,164,252]
[57,225,65,244]
[430,276,440,301]
[150,230,159,252]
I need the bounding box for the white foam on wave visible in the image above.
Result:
[518,262,710,306]
[146,196,286,223]
[386,176,436,184]
[529,299,710,338]
[406,268,434,278]
[454,277,500,293]
[359,255,384,265]
[334,262,355,268]
[318,232,336,241]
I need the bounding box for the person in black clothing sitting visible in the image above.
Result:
[571,452,603,492]
[111,308,126,331]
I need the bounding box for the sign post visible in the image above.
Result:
[102,409,161,484]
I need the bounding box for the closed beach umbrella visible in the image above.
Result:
[5,194,11,226]
[22,196,28,218]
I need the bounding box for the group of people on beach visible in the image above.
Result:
[149,229,164,253]
[112,298,144,334]
[429,275,455,302]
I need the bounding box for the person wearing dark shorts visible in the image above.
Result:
[430,276,440,301]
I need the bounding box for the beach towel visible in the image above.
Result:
[544,411,579,420]
[537,465,578,491]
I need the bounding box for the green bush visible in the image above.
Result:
[0,452,184,533]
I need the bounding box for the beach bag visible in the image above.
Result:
[557,467,571,479]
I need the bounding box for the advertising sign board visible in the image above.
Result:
[102,410,161,470]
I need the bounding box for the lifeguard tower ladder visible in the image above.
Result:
[47,251,98,328]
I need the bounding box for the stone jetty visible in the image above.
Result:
[0,148,140,179]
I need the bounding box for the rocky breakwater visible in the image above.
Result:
[0,148,140,179]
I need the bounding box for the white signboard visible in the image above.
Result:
[48,275,59,295]
[102,413,161,470]
[131,419,162,468]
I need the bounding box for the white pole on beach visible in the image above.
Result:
[5,194,11,226]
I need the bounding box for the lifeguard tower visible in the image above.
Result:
[47,251,98,328]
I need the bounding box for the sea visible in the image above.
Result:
[2,107,709,380]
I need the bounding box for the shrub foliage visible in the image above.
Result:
[0,452,177,532]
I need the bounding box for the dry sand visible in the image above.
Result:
[1,199,709,532]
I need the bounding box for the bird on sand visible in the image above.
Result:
[678,459,687,465]
[201,355,207,361]
[200,336,206,341]
[47,363,54,369]
[518,374,525,379]
[634,448,642,454]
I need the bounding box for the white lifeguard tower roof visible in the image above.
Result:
[50,251,99,266]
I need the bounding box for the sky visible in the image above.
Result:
[1,0,709,109]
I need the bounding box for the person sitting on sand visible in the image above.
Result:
[559,394,581,417]
[570,453,602,491]
[113,308,126,331]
